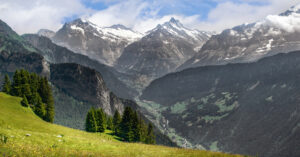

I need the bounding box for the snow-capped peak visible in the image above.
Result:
[149,17,212,41]
[66,18,143,42]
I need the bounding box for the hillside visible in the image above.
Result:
[141,50,300,157]
[0,93,243,157]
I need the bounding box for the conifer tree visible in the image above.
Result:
[21,95,29,107]
[95,108,105,132]
[85,108,97,132]
[106,116,113,130]
[132,111,141,142]
[145,123,156,144]
[45,102,55,123]
[2,74,11,94]
[113,110,122,135]
[120,107,134,141]
[139,118,148,143]
[11,70,22,96]
[34,94,46,119]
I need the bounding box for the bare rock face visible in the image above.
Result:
[37,29,55,38]
[50,63,124,115]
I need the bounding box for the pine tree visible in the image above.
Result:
[34,94,46,119]
[120,107,134,142]
[11,70,22,96]
[113,110,122,135]
[145,123,156,144]
[85,108,97,132]
[21,95,29,107]
[139,118,148,143]
[43,78,54,123]
[106,116,113,130]
[132,111,141,142]
[95,108,105,132]
[44,102,55,123]
[2,74,11,94]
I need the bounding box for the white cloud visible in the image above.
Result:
[1,0,300,34]
[0,0,90,34]
[193,0,300,32]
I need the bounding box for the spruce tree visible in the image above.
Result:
[139,118,148,143]
[132,111,141,142]
[11,70,22,96]
[113,110,122,135]
[85,108,97,132]
[145,123,156,144]
[21,95,29,107]
[106,116,113,130]
[2,74,11,94]
[120,107,134,142]
[95,109,105,132]
[44,102,55,123]
[34,94,46,119]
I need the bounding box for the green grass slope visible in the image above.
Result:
[0,93,243,157]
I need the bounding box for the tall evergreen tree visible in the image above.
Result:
[85,108,97,132]
[34,94,46,119]
[106,116,113,130]
[139,118,148,143]
[145,123,156,144]
[11,70,22,96]
[2,74,11,94]
[95,108,105,132]
[21,95,29,107]
[113,110,122,135]
[132,111,141,142]
[120,107,134,142]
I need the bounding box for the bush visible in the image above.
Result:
[0,133,8,144]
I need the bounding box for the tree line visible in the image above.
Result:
[86,106,155,144]
[1,69,55,123]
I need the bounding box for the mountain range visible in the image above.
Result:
[1,3,300,157]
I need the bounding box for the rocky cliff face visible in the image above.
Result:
[23,34,137,99]
[50,63,124,115]
[141,50,300,157]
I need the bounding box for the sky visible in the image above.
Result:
[0,0,300,34]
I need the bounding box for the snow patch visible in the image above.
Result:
[70,25,85,34]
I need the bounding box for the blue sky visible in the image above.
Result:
[0,0,299,34]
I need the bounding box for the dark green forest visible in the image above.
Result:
[86,106,156,144]
[1,69,54,123]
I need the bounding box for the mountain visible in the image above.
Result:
[0,19,176,146]
[141,50,300,157]
[115,18,212,87]
[37,29,55,38]
[22,34,138,99]
[52,18,143,66]
[179,5,300,70]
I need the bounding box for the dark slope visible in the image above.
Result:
[141,51,300,157]
[23,34,137,99]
